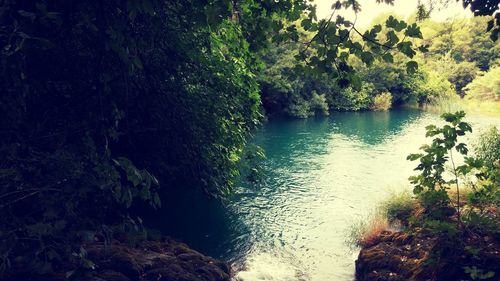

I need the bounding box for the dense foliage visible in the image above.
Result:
[260,12,499,117]
[0,0,286,277]
[465,66,500,101]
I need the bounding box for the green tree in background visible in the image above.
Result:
[465,66,500,101]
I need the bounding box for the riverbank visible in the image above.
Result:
[354,193,499,281]
[356,229,499,281]
[5,237,231,281]
[419,98,500,118]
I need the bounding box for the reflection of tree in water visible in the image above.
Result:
[330,109,424,145]
[253,116,331,160]
[255,109,424,160]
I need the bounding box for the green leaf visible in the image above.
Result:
[418,44,429,53]
[301,18,313,31]
[396,21,407,32]
[407,153,423,161]
[382,53,393,63]
[481,271,495,279]
[386,16,398,29]
[397,41,416,58]
[405,23,423,39]
[385,30,399,45]
[371,24,382,34]
[386,16,407,32]
[406,60,418,74]
[455,143,468,155]
[360,51,374,66]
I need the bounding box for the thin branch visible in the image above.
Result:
[302,3,339,53]
[352,26,394,50]
[0,188,63,200]
[449,149,462,229]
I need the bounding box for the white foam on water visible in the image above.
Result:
[235,252,306,281]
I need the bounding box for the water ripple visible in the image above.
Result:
[228,110,500,281]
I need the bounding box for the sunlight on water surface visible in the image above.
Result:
[228,110,499,281]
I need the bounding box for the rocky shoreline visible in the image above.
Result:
[355,230,435,281]
[355,230,499,281]
[6,238,231,281]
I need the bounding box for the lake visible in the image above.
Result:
[155,109,499,281]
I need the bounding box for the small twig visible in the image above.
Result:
[0,185,64,208]
[302,5,338,53]
[0,188,61,200]
[449,149,462,229]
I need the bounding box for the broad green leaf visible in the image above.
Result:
[397,41,416,58]
[405,23,423,39]
[406,60,418,74]
[382,53,393,63]
[360,51,374,66]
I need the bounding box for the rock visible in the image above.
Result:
[5,238,230,281]
[355,231,435,281]
[355,230,500,281]
[84,239,231,281]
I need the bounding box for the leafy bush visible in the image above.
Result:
[407,111,474,222]
[309,92,329,116]
[418,71,456,104]
[473,126,500,163]
[286,97,313,118]
[371,92,393,111]
[0,0,263,277]
[328,83,373,111]
[465,67,500,101]
[447,61,479,96]
[463,126,500,235]
[407,111,499,278]
[286,92,330,118]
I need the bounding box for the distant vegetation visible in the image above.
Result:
[260,15,499,117]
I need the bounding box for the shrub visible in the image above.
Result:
[309,92,329,116]
[418,71,455,104]
[371,92,393,111]
[447,61,479,96]
[286,97,312,118]
[328,83,373,111]
[407,111,475,223]
[286,92,330,118]
[473,126,500,164]
[464,126,500,235]
[465,67,500,101]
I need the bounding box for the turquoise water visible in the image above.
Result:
[155,109,499,281]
